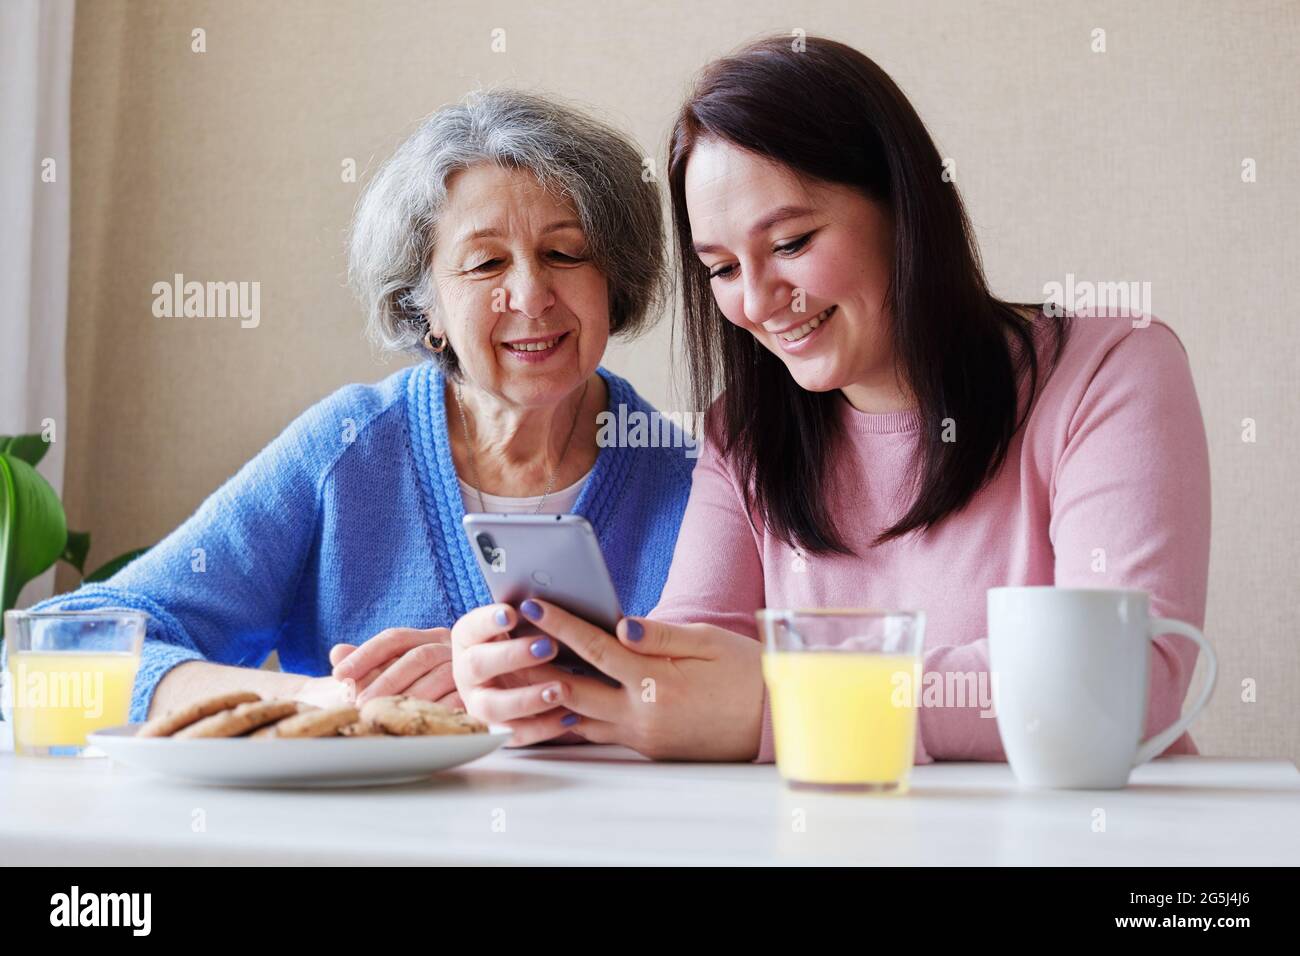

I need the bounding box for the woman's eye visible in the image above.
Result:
[774,232,813,255]
[707,263,738,281]
[548,251,587,263]
[468,258,503,273]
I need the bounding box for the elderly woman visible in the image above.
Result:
[31,90,694,728]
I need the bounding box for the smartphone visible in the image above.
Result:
[462,513,623,684]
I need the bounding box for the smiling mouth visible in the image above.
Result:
[503,332,567,353]
[778,305,836,343]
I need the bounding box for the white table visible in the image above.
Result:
[2,742,1296,865]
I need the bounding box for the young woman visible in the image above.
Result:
[450,36,1211,764]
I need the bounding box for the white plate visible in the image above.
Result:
[87,724,511,788]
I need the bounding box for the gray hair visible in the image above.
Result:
[347,88,666,373]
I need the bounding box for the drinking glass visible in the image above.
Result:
[2,609,145,756]
[757,608,925,793]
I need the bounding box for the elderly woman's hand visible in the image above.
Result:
[513,599,764,760]
[327,626,461,709]
[451,603,594,746]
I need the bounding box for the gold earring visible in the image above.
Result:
[424,330,448,353]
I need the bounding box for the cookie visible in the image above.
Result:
[263,705,360,739]
[136,691,261,737]
[359,695,488,736]
[337,719,386,737]
[174,699,299,738]
[248,701,320,738]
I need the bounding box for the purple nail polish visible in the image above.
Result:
[494,607,509,627]
[530,637,554,658]
[520,599,542,621]
[624,619,644,642]
[561,713,580,727]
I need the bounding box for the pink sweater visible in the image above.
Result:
[651,314,1212,765]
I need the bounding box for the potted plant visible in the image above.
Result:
[0,433,148,620]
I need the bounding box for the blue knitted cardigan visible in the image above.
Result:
[31,363,696,721]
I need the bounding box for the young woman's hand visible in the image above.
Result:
[328,626,461,708]
[450,604,597,747]
[489,599,765,761]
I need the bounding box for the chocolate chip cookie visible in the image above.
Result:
[174,699,300,738]
[136,691,262,737]
[359,695,488,736]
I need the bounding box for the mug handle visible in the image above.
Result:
[1133,617,1218,766]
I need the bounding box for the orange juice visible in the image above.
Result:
[7,651,138,749]
[762,651,920,788]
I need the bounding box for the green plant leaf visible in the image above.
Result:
[84,547,150,584]
[0,452,68,613]
[0,434,51,468]
[62,530,91,574]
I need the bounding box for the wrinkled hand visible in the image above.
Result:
[292,672,358,710]
[327,627,462,709]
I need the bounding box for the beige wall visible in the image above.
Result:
[62,0,1300,762]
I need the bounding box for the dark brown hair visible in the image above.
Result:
[667,35,1067,552]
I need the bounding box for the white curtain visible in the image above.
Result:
[0,0,75,606]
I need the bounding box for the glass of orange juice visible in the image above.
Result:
[758,608,925,793]
[2,609,145,757]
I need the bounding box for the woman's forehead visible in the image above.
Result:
[684,140,823,236]
[435,168,584,256]
[444,163,576,221]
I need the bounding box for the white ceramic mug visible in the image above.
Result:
[987,587,1217,789]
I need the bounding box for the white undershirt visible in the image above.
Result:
[459,468,592,515]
